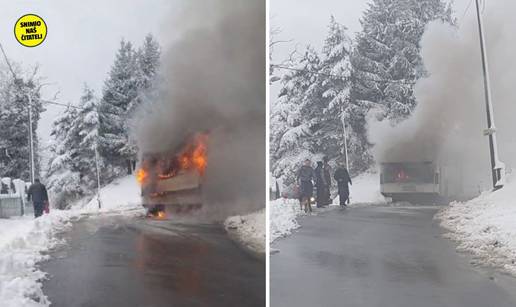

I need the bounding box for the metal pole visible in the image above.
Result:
[27,93,35,183]
[341,109,349,170]
[475,0,505,190]
[94,140,102,209]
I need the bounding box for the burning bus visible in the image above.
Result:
[380,160,482,203]
[380,161,440,203]
[137,133,208,217]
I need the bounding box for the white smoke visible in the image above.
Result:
[369,0,516,199]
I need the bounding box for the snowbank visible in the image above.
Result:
[270,198,303,242]
[0,211,76,307]
[332,171,387,206]
[224,208,265,260]
[437,174,516,275]
[0,175,142,306]
[78,175,143,214]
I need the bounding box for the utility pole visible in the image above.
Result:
[94,140,102,209]
[27,92,36,183]
[0,43,36,183]
[475,0,505,190]
[340,109,349,171]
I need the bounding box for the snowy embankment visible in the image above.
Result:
[224,209,265,260]
[0,212,76,307]
[332,171,387,206]
[270,172,386,244]
[437,174,516,275]
[270,198,303,242]
[0,175,142,306]
[76,175,144,214]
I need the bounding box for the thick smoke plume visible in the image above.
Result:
[369,0,516,199]
[133,0,265,219]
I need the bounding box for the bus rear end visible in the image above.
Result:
[380,162,440,203]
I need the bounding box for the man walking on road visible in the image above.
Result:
[297,159,315,213]
[334,165,352,206]
[322,157,332,206]
[314,161,325,208]
[27,179,49,218]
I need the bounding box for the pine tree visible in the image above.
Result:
[72,85,100,188]
[351,0,454,121]
[270,46,325,186]
[121,34,161,167]
[98,36,161,179]
[317,16,373,172]
[46,106,83,209]
[0,66,44,180]
[98,39,139,177]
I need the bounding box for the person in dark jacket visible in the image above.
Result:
[334,166,352,206]
[322,157,332,206]
[27,179,49,218]
[314,161,325,208]
[297,159,315,213]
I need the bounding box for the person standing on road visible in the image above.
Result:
[27,179,49,218]
[334,165,352,206]
[297,159,315,213]
[322,156,332,206]
[314,161,325,208]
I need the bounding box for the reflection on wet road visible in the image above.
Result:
[41,215,264,307]
[271,205,516,307]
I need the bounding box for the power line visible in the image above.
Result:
[271,64,417,85]
[41,99,120,117]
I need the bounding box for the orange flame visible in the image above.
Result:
[156,211,166,219]
[178,133,208,176]
[136,168,148,184]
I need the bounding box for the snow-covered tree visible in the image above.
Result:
[46,105,83,209]
[317,16,373,172]
[99,36,160,179]
[46,85,101,208]
[351,0,454,121]
[0,64,44,180]
[98,39,140,177]
[271,17,374,187]
[72,85,100,188]
[270,46,326,186]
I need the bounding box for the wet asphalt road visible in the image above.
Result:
[41,214,264,307]
[271,205,516,307]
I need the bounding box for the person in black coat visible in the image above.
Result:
[334,166,352,206]
[322,157,332,206]
[27,179,49,218]
[314,161,325,208]
[297,159,315,212]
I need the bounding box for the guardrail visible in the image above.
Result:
[0,194,33,218]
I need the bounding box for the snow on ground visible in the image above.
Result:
[270,198,303,242]
[224,208,265,260]
[437,173,516,275]
[77,175,144,214]
[332,171,387,207]
[0,175,143,306]
[270,172,386,244]
[0,211,77,307]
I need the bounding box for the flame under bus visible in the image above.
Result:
[380,161,441,203]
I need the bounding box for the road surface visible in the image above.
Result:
[41,214,264,307]
[271,205,516,307]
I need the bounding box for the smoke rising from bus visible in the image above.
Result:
[133,0,265,219]
[369,0,516,199]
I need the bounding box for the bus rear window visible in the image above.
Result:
[381,163,434,184]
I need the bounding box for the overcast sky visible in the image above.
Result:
[1,0,474,147]
[0,0,180,149]
[270,0,471,97]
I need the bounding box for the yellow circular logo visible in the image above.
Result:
[14,14,47,47]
